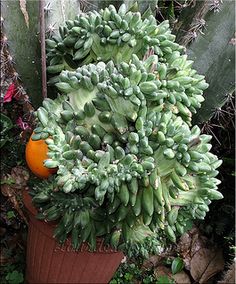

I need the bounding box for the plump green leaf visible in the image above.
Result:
[171,257,185,275]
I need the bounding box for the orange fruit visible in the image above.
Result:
[25,134,57,179]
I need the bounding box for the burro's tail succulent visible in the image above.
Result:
[31,52,222,250]
[46,4,184,73]
[46,4,209,127]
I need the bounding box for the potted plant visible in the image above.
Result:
[24,4,223,284]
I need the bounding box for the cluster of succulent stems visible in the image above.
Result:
[32,4,222,251]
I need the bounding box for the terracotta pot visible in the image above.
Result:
[22,190,124,284]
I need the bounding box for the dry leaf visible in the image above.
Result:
[11,166,29,189]
[0,250,13,265]
[177,226,210,270]
[1,166,29,224]
[6,233,24,250]
[229,32,236,45]
[19,0,29,28]
[172,271,191,284]
[0,227,6,237]
[1,184,15,198]
[142,255,162,269]
[190,248,224,283]
[154,265,172,278]
[190,231,208,257]
[218,262,235,284]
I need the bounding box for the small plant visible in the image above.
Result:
[0,113,13,148]
[6,210,16,219]
[0,246,26,284]
[110,262,156,284]
[156,275,174,284]
[110,261,175,284]
[5,270,24,284]
[27,4,223,254]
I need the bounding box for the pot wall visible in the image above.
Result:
[23,190,124,284]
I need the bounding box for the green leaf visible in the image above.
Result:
[7,211,16,219]
[171,257,184,275]
[6,270,24,284]
[124,272,133,281]
[0,177,15,185]
[109,280,117,284]
[184,220,193,232]
[0,113,13,133]
[156,275,174,284]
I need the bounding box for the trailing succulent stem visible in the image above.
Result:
[46,4,185,76]
[31,4,223,251]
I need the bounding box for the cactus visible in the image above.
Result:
[44,0,81,37]
[1,0,81,107]
[29,5,223,251]
[174,0,235,123]
[1,0,42,107]
[124,0,158,14]
[80,1,157,14]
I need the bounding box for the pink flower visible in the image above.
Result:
[16,117,30,130]
[3,83,17,103]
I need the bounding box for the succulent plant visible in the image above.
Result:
[30,4,223,249]
[45,4,183,75]
[45,4,210,127]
